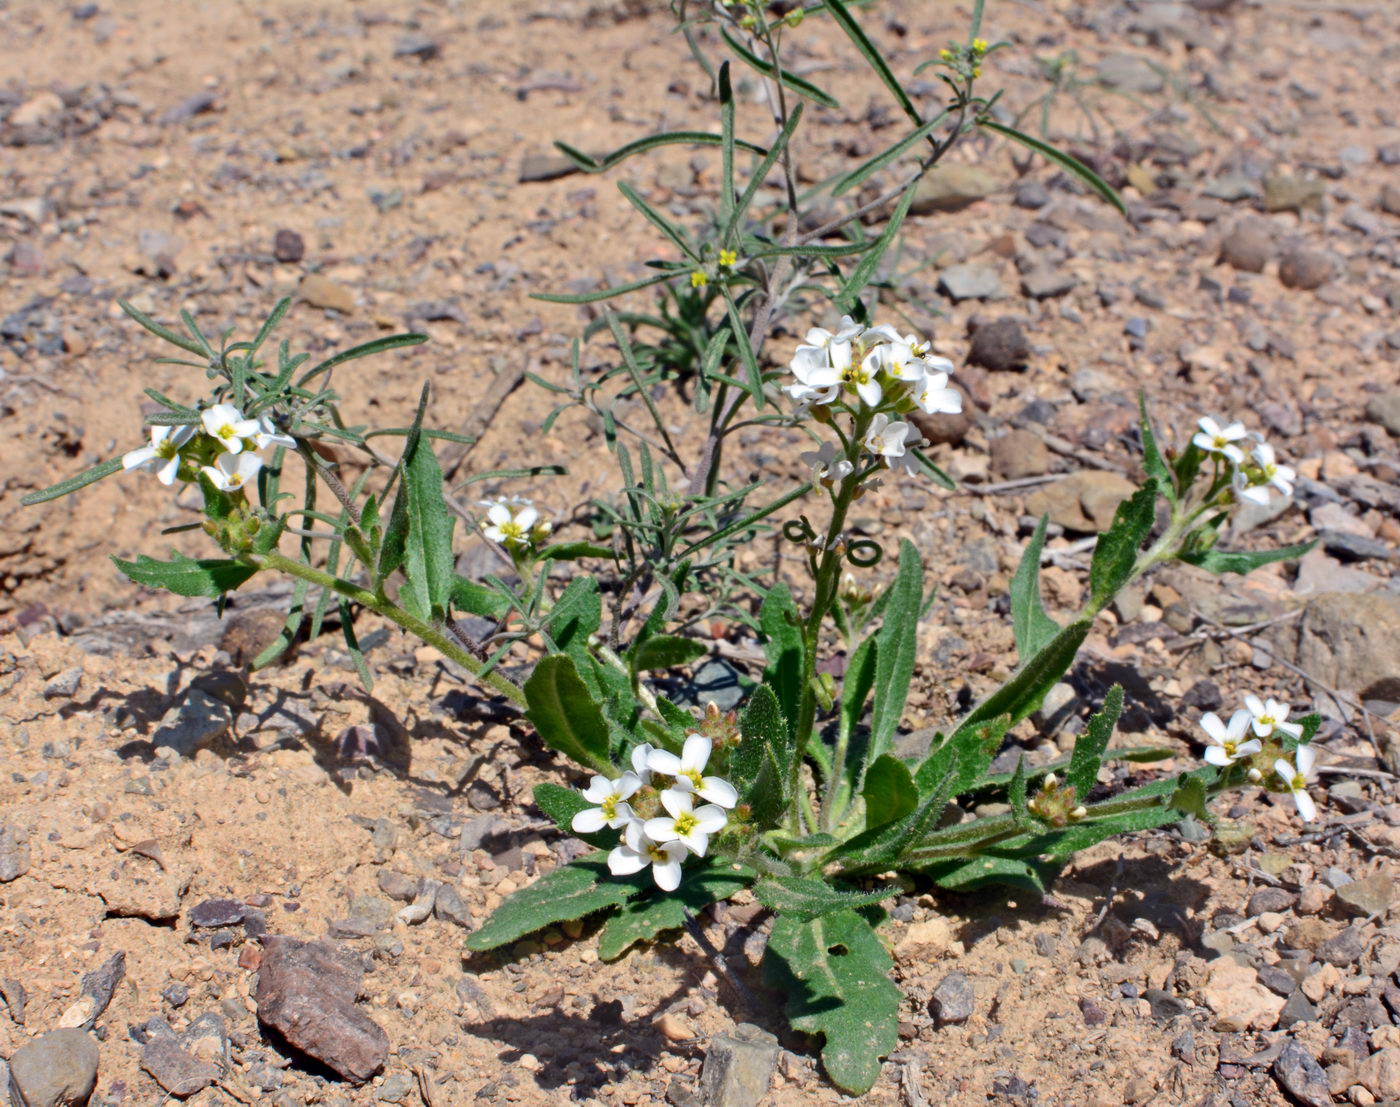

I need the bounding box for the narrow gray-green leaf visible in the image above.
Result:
[721,28,841,110]
[1010,515,1060,662]
[21,457,124,506]
[979,121,1127,217]
[1087,483,1157,611]
[532,270,675,305]
[822,0,921,127]
[952,620,1090,742]
[1179,540,1317,576]
[869,539,922,760]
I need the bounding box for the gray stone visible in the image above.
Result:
[1032,683,1079,735]
[1364,392,1400,436]
[1318,926,1367,966]
[393,33,440,61]
[376,870,419,903]
[432,884,472,929]
[1293,548,1384,598]
[674,657,747,712]
[42,668,83,700]
[273,229,304,263]
[1320,530,1396,563]
[989,429,1050,481]
[1247,887,1296,916]
[140,1036,218,1097]
[188,899,245,928]
[1022,267,1078,299]
[1278,247,1335,291]
[909,165,998,214]
[931,971,975,1025]
[699,1023,779,1107]
[1219,221,1272,273]
[1144,989,1191,1023]
[255,937,388,1085]
[1264,175,1325,214]
[1272,1038,1330,1107]
[8,1028,99,1107]
[1381,184,1400,218]
[1279,989,1319,1026]
[1097,53,1164,94]
[1203,173,1262,202]
[152,687,232,757]
[1014,180,1050,209]
[938,263,1003,302]
[76,952,125,1030]
[1297,592,1400,697]
[376,1072,417,1102]
[0,823,31,882]
[968,318,1030,371]
[1335,871,1394,917]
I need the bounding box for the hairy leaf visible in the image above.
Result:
[450,576,510,620]
[822,0,921,127]
[632,635,709,673]
[759,583,804,738]
[399,407,457,622]
[754,876,895,921]
[21,457,124,506]
[1179,541,1317,576]
[113,553,257,598]
[1009,515,1060,662]
[1138,394,1176,505]
[869,539,922,761]
[1088,483,1157,613]
[732,684,793,826]
[532,782,610,850]
[764,909,899,1095]
[465,856,640,952]
[927,855,1052,894]
[523,654,615,775]
[1065,685,1123,800]
[721,28,841,109]
[951,620,1090,743]
[861,754,917,831]
[598,864,752,961]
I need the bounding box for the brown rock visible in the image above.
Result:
[1264,175,1325,214]
[1201,959,1284,1031]
[1357,1048,1400,1100]
[255,937,388,1085]
[10,91,65,129]
[298,274,355,314]
[1024,470,1137,533]
[1279,247,1335,291]
[909,164,998,214]
[990,429,1050,480]
[1297,592,1400,697]
[273,229,305,263]
[968,318,1031,371]
[1218,220,1272,273]
[1381,184,1400,218]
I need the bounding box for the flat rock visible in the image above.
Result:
[1278,246,1335,290]
[152,687,232,757]
[1272,1039,1330,1107]
[1024,470,1137,533]
[1022,267,1078,299]
[1364,392,1400,436]
[910,164,998,214]
[1357,1047,1400,1099]
[938,262,1003,301]
[1297,591,1400,697]
[931,971,975,1025]
[255,936,388,1085]
[1201,960,1284,1031]
[1336,869,1394,916]
[0,823,31,882]
[8,1028,99,1107]
[297,273,356,314]
[699,1023,779,1107]
[1097,53,1164,94]
[1264,175,1325,214]
[140,1036,217,1097]
[1292,547,1385,597]
[94,855,186,921]
[990,429,1050,480]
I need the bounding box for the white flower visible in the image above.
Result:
[122,424,194,486]
[646,734,738,808]
[862,413,912,460]
[480,498,550,549]
[201,403,260,454]
[1244,694,1303,739]
[1235,442,1296,505]
[200,451,263,492]
[804,316,862,349]
[608,822,688,891]
[799,441,854,483]
[786,343,844,407]
[253,414,296,451]
[571,771,642,834]
[1274,744,1317,823]
[881,341,927,384]
[643,788,729,857]
[861,322,902,345]
[630,743,656,787]
[1191,416,1249,465]
[912,372,962,416]
[1200,709,1262,767]
[842,348,884,407]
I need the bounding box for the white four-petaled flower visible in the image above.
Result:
[201,403,259,454]
[1235,442,1296,505]
[253,415,297,452]
[572,772,642,833]
[201,451,263,492]
[1274,744,1317,823]
[913,372,962,416]
[1192,416,1249,465]
[646,734,738,808]
[607,822,688,892]
[122,424,194,486]
[863,413,912,460]
[642,789,729,857]
[1199,709,1262,768]
[480,498,550,549]
[1244,694,1303,739]
[800,442,854,483]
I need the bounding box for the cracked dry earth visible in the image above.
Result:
[3,0,1400,1105]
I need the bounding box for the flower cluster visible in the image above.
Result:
[478,497,552,552]
[122,403,294,494]
[1198,693,1316,821]
[572,734,737,891]
[786,316,961,476]
[1192,417,1296,506]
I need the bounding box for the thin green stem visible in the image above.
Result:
[247,550,527,708]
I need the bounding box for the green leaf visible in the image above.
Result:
[1179,540,1317,576]
[118,298,208,357]
[545,576,603,656]
[1065,685,1123,800]
[719,61,736,222]
[861,755,917,830]
[20,457,125,506]
[1010,515,1061,662]
[1088,483,1157,612]
[951,620,1090,743]
[397,401,457,622]
[617,180,699,262]
[113,553,257,598]
[753,876,894,922]
[1169,775,1210,822]
[822,0,921,128]
[465,856,640,952]
[552,129,766,175]
[929,855,1051,894]
[1008,754,1030,824]
[632,635,709,673]
[722,102,802,245]
[979,121,1128,217]
[295,332,428,390]
[759,583,805,739]
[763,909,899,1095]
[450,576,510,620]
[721,27,841,110]
[1138,394,1176,505]
[869,539,922,761]
[523,654,615,775]
[732,683,794,826]
[598,864,752,961]
[832,109,950,197]
[538,541,615,562]
[836,181,917,313]
[531,271,675,305]
[532,782,611,850]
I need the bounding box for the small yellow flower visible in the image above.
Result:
[718,248,738,269]
[972,66,982,78]
[973,37,988,53]
[690,270,709,288]
[938,48,953,61]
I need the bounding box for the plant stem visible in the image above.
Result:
[246,550,527,708]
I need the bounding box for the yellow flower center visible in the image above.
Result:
[601,795,618,820]
[1212,435,1229,449]
[156,440,180,459]
[683,769,704,790]
[218,425,236,440]
[673,812,698,837]
[646,843,668,863]
[1289,772,1305,790]
[226,474,244,489]
[499,521,526,542]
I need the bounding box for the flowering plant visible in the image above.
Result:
[21,0,1321,1096]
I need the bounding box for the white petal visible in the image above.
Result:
[651,856,683,891]
[581,776,614,803]
[1238,485,1272,506]
[697,777,738,809]
[1293,789,1316,823]
[606,802,636,829]
[608,846,648,876]
[855,376,883,408]
[921,354,955,375]
[614,772,642,801]
[1220,422,1247,440]
[677,828,709,857]
[680,734,713,774]
[1244,694,1265,718]
[487,503,511,525]
[1294,743,1315,779]
[631,744,655,779]
[1191,432,1215,452]
[122,446,157,471]
[660,788,694,819]
[482,525,505,543]
[1199,712,1227,744]
[200,464,230,491]
[572,808,608,833]
[156,457,181,485]
[1273,759,1295,783]
[1196,416,1222,438]
[691,803,729,833]
[803,327,833,347]
[1203,746,1233,767]
[1221,444,1246,465]
[646,748,683,776]
[828,342,852,371]
[515,506,538,530]
[1275,721,1303,739]
[1225,709,1252,741]
[644,816,679,842]
[1235,739,1262,758]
